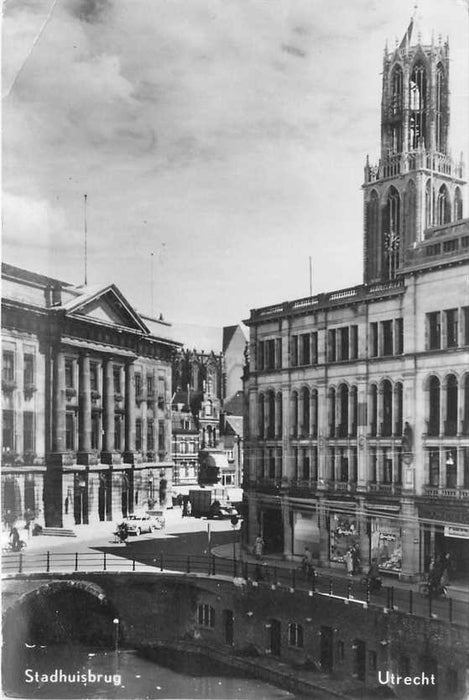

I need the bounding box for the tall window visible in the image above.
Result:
[65,359,74,389]
[409,63,427,149]
[23,412,35,452]
[288,623,304,648]
[328,329,336,362]
[113,367,121,394]
[445,375,458,436]
[147,419,154,451]
[2,410,14,452]
[291,336,298,367]
[135,373,142,398]
[435,64,446,153]
[427,312,441,350]
[382,380,393,437]
[135,419,142,451]
[454,187,463,221]
[445,309,458,348]
[23,354,35,386]
[382,320,393,356]
[2,351,15,382]
[158,420,165,454]
[428,376,440,436]
[90,363,99,392]
[437,185,450,225]
[65,412,75,450]
[390,65,403,151]
[301,334,311,365]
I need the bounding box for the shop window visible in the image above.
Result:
[329,514,357,564]
[370,519,402,573]
[427,312,441,350]
[445,450,457,489]
[288,623,303,648]
[23,412,35,453]
[23,353,35,386]
[197,604,215,628]
[445,309,458,348]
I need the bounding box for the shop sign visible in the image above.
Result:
[444,525,469,540]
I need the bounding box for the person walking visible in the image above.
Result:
[345,547,354,576]
[254,535,264,560]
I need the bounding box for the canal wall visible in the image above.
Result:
[3,572,468,699]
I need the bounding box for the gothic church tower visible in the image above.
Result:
[363,13,466,284]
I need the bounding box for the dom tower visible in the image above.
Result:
[363,15,466,283]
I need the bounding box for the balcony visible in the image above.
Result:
[334,481,357,493]
[422,486,469,500]
[367,482,402,496]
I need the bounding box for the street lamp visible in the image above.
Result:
[113,618,119,654]
[78,477,86,525]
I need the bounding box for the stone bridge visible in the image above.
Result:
[3,571,469,700]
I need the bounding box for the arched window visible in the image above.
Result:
[436,185,451,225]
[366,190,380,280]
[454,187,463,221]
[370,385,378,436]
[463,375,469,435]
[445,375,458,436]
[276,392,283,438]
[382,187,400,279]
[435,63,447,153]
[395,383,403,436]
[404,180,417,249]
[301,387,310,437]
[350,387,358,437]
[311,390,318,437]
[391,65,403,151]
[267,391,275,439]
[291,391,299,438]
[338,384,349,438]
[428,377,440,436]
[258,394,265,439]
[409,62,427,149]
[425,180,434,229]
[329,388,336,438]
[382,380,393,436]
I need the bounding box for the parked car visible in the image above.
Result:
[124,513,160,535]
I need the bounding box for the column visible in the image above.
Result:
[440,380,447,436]
[348,389,354,436]
[298,391,304,437]
[78,353,91,458]
[457,378,464,436]
[103,358,115,454]
[310,391,316,436]
[53,349,66,453]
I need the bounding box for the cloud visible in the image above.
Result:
[67,0,112,24]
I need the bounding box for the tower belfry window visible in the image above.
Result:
[390,65,403,152]
[435,64,446,153]
[409,63,427,149]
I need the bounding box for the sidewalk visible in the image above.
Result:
[211,542,469,604]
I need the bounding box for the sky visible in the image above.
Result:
[3,0,469,329]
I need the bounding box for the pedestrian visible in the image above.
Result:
[345,547,354,576]
[254,535,264,560]
[352,544,361,574]
[10,526,21,551]
[186,500,192,517]
[302,546,315,582]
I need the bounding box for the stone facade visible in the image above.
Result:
[1,264,181,528]
[242,21,469,582]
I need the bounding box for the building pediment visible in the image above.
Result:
[62,284,149,333]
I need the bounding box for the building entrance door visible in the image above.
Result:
[223,609,234,646]
[320,626,333,672]
[352,639,366,680]
[269,619,281,656]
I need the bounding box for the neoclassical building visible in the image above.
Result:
[1,264,181,528]
[243,19,469,582]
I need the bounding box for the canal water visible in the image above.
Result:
[5,645,314,699]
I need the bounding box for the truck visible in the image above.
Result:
[189,486,238,519]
